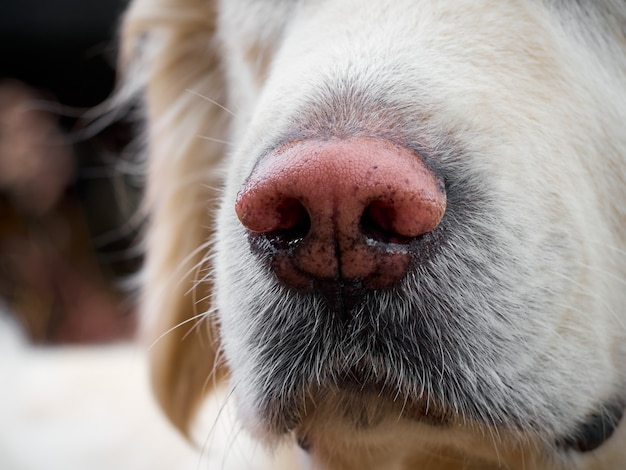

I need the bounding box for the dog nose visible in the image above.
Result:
[236,137,446,290]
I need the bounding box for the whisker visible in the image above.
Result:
[163,238,214,291]
[197,385,237,470]
[146,312,210,351]
[197,135,234,147]
[183,253,214,297]
[186,89,238,118]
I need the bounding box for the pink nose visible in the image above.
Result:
[236,137,446,290]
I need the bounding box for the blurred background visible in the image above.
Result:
[0,3,219,469]
[0,0,140,344]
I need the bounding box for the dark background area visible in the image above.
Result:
[0,0,139,343]
[1,0,128,106]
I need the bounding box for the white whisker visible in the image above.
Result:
[186,88,238,118]
[197,135,234,146]
[146,312,210,351]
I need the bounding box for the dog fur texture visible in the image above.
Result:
[119,1,626,468]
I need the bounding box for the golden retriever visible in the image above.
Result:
[118,1,626,468]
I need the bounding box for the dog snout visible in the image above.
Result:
[236,137,446,291]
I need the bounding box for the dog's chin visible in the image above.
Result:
[299,381,452,433]
[278,388,625,468]
[285,388,446,461]
[296,386,449,436]
[283,386,509,469]
[241,362,625,464]
[238,352,457,450]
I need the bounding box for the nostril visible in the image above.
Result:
[237,191,312,250]
[265,198,311,247]
[361,201,413,245]
[272,198,310,232]
[236,183,310,233]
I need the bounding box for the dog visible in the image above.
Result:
[118,1,626,468]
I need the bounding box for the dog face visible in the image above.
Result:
[121,0,626,468]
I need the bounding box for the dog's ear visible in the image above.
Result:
[119,0,229,436]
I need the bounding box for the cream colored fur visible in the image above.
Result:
[120,0,229,434]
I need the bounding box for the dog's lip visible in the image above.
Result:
[556,398,624,453]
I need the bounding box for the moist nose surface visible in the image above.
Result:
[236,137,446,291]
